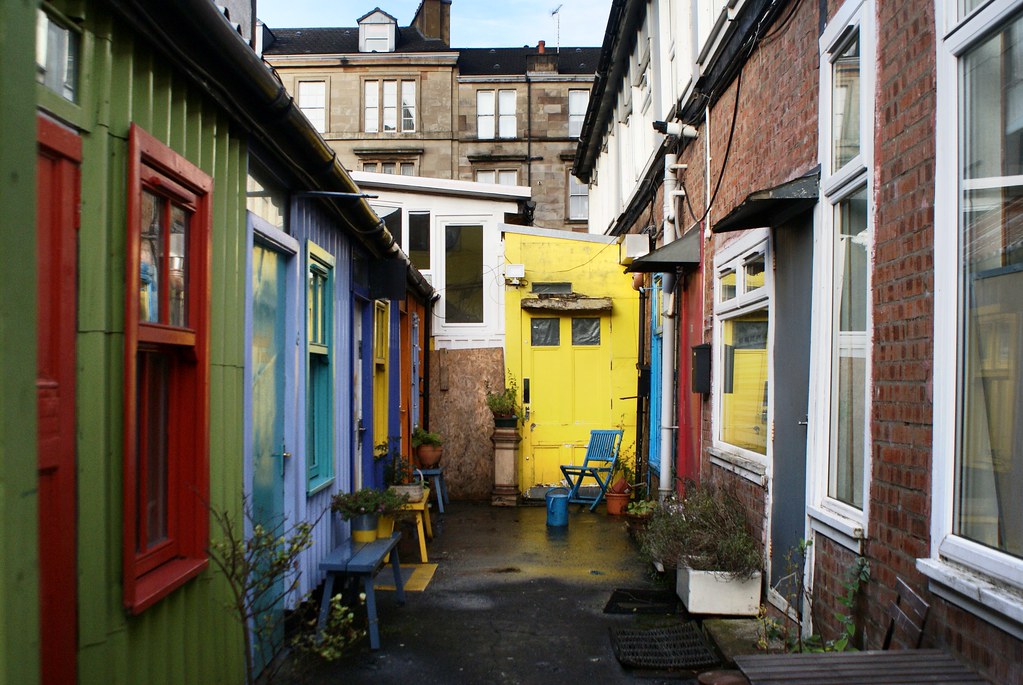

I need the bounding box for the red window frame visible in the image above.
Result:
[123,124,212,614]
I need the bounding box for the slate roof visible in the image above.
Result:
[263,26,600,75]
[458,47,600,75]
[263,26,450,55]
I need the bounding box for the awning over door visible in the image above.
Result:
[625,227,701,273]
[712,167,820,234]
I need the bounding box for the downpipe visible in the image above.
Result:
[659,153,678,501]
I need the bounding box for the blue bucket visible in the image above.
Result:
[546,487,570,527]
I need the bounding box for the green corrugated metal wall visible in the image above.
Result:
[48,3,247,683]
[1,0,43,682]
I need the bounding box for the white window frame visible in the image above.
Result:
[807,0,875,553]
[924,0,1023,638]
[477,89,517,139]
[437,216,492,329]
[569,89,588,138]
[712,230,772,474]
[364,79,416,133]
[568,172,588,220]
[475,169,518,186]
[297,80,327,133]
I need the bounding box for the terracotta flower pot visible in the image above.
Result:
[416,444,443,468]
[605,491,630,515]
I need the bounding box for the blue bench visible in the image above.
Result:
[317,532,406,650]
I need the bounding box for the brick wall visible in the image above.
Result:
[864,0,938,650]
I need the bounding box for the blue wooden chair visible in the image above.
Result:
[560,429,624,511]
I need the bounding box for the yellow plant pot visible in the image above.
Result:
[377,514,395,539]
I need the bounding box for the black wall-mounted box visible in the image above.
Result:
[692,343,711,395]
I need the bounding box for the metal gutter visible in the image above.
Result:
[106,0,399,259]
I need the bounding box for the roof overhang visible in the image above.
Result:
[712,168,820,233]
[625,227,701,273]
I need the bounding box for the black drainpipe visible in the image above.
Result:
[526,72,533,187]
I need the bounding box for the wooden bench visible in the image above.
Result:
[400,489,433,563]
[317,532,406,650]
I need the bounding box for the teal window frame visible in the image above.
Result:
[306,242,335,494]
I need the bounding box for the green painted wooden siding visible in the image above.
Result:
[0,0,43,682]
[44,3,248,683]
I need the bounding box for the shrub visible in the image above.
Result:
[638,484,762,579]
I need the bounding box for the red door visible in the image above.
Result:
[36,115,81,684]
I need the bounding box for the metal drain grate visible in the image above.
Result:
[610,622,719,671]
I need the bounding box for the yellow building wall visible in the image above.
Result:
[503,231,639,494]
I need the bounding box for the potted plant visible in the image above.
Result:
[638,483,763,615]
[604,447,635,515]
[411,425,443,468]
[331,487,408,543]
[485,373,521,427]
[377,439,426,503]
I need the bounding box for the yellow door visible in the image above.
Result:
[520,312,613,490]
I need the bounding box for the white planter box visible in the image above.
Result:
[676,566,762,616]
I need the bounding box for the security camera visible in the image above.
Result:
[652,120,698,138]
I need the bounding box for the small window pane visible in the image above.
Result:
[363,162,378,172]
[832,31,860,171]
[298,81,326,133]
[409,212,431,271]
[138,352,171,549]
[476,170,496,184]
[168,205,189,328]
[36,10,79,102]
[364,81,379,132]
[829,187,869,508]
[477,91,495,139]
[720,269,736,301]
[744,254,765,292]
[308,267,328,346]
[720,311,768,455]
[139,191,163,324]
[381,162,396,174]
[401,81,416,132]
[400,162,415,175]
[445,225,484,323]
[383,80,397,132]
[572,317,600,345]
[497,169,518,186]
[531,318,560,346]
[569,175,588,219]
[569,89,588,138]
[499,90,516,138]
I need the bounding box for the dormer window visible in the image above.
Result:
[358,9,396,53]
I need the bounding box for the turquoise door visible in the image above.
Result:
[647,275,663,484]
[251,241,288,668]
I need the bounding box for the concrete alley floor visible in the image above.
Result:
[289,501,704,684]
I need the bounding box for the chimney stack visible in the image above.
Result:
[527,40,557,73]
[411,0,451,46]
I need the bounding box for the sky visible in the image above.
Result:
[256,0,613,49]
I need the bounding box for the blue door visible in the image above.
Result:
[647,275,663,484]
[251,240,287,668]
